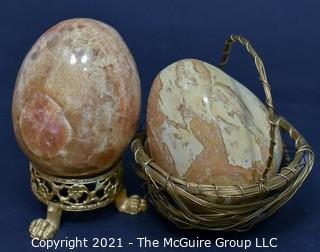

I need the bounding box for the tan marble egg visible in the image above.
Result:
[147,59,283,186]
[12,18,141,177]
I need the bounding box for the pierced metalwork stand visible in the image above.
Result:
[29,160,147,239]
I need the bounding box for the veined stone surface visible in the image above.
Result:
[12,18,141,177]
[147,59,283,186]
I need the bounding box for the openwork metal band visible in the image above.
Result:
[30,161,123,211]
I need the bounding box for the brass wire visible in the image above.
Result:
[131,35,314,231]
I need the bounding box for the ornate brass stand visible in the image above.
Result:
[29,160,147,239]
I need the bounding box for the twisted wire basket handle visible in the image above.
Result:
[219,35,276,181]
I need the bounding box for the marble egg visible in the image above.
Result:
[12,18,141,177]
[147,59,283,186]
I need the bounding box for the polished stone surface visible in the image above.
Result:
[147,59,283,185]
[12,18,141,177]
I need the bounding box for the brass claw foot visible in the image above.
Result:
[115,188,147,215]
[29,203,62,239]
[29,219,57,240]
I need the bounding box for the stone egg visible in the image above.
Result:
[12,18,141,177]
[147,59,283,186]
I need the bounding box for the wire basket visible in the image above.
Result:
[131,35,315,231]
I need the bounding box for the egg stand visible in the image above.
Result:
[29,159,147,239]
[131,35,314,231]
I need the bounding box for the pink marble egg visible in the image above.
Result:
[12,18,141,177]
[147,59,283,186]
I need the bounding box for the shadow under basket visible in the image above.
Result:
[131,35,315,232]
